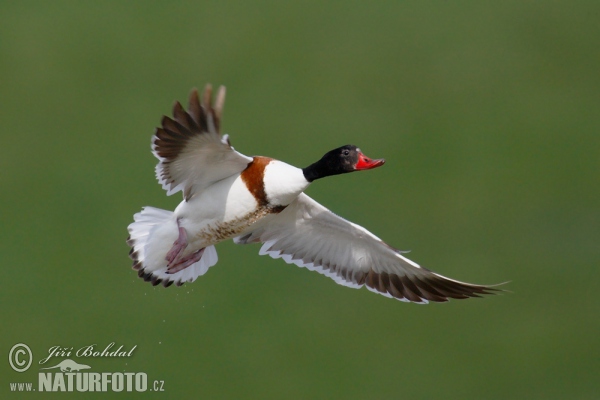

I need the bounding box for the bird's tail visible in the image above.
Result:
[126,207,218,287]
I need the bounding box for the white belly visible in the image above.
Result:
[173,174,262,249]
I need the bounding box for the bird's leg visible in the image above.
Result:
[166,248,205,274]
[165,220,188,266]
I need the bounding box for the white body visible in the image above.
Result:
[175,161,309,254]
[133,160,310,285]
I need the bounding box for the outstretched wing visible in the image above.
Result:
[235,193,501,303]
[152,84,252,200]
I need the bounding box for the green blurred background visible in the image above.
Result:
[2,1,599,398]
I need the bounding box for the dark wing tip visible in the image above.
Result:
[202,83,213,108]
[157,83,225,135]
[419,275,506,301]
[200,83,225,132]
[363,268,506,304]
[174,99,199,131]
[152,83,225,165]
[214,85,226,120]
[188,88,201,125]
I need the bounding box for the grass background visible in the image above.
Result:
[1,1,599,398]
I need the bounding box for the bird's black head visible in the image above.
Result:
[302,145,385,182]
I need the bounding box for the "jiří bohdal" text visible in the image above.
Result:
[39,343,137,365]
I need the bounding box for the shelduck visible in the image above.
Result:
[127,84,501,303]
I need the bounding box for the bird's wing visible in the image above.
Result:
[235,193,500,303]
[152,84,253,201]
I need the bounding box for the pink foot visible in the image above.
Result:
[167,248,205,274]
[166,224,187,266]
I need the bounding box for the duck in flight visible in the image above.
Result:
[127,84,501,303]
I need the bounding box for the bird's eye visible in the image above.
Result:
[343,150,350,156]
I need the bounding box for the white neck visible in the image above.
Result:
[262,160,311,206]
